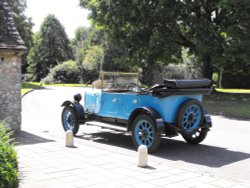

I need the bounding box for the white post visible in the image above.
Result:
[137,145,148,167]
[65,130,74,147]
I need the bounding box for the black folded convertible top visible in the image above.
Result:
[163,79,212,89]
[149,79,213,98]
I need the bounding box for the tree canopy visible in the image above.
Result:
[28,14,73,81]
[218,0,250,74]
[80,0,250,79]
[71,26,136,73]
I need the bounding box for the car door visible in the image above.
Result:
[99,92,119,118]
[98,92,139,120]
[117,93,139,120]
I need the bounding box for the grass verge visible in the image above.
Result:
[47,83,90,87]
[21,82,90,96]
[21,82,44,96]
[203,91,250,120]
[216,88,250,94]
[21,88,32,96]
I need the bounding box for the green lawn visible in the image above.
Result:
[21,82,90,96]
[216,88,250,94]
[21,88,32,95]
[203,90,250,120]
[21,82,44,96]
[47,83,90,87]
[22,82,44,89]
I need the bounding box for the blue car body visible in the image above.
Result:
[85,90,202,124]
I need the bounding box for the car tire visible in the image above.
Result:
[181,128,208,144]
[61,106,79,135]
[131,114,161,153]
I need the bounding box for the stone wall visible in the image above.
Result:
[0,51,22,131]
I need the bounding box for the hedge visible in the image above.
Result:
[0,121,18,188]
[42,60,81,84]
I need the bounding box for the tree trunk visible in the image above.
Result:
[202,54,213,79]
[218,68,223,88]
[142,64,154,86]
[141,55,157,86]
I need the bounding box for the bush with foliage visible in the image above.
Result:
[81,45,104,83]
[42,60,81,84]
[142,63,186,85]
[0,121,18,188]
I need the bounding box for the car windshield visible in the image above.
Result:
[101,72,139,91]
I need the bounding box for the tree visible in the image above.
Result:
[71,27,90,64]
[72,26,135,73]
[71,27,90,47]
[80,0,250,81]
[102,44,134,72]
[81,45,104,83]
[71,27,104,65]
[8,0,33,73]
[28,14,73,81]
[218,0,250,75]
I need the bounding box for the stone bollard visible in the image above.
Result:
[65,130,74,147]
[137,145,148,167]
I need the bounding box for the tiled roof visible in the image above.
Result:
[0,0,27,51]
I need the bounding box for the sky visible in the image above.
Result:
[25,0,90,39]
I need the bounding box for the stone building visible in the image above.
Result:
[0,0,27,131]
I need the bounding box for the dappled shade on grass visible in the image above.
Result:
[21,82,44,96]
[203,91,250,119]
[21,82,44,89]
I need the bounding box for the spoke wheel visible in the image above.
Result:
[132,114,161,153]
[61,106,79,135]
[176,99,207,144]
[176,100,204,132]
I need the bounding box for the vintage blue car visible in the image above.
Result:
[61,72,213,152]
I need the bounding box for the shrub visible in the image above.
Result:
[42,60,81,84]
[143,63,186,85]
[142,50,203,85]
[21,74,33,82]
[0,121,18,188]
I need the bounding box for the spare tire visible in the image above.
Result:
[176,99,204,134]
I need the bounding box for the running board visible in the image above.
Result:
[85,121,127,132]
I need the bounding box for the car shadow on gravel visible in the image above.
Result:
[76,131,250,168]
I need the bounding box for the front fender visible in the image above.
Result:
[61,100,74,107]
[128,107,165,134]
[61,100,84,120]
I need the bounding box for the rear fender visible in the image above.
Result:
[202,109,212,129]
[128,107,165,134]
